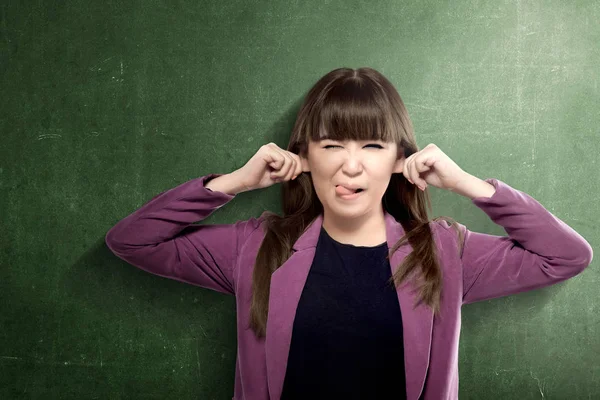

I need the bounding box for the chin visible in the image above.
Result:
[329,197,372,213]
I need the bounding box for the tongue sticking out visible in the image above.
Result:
[336,185,357,196]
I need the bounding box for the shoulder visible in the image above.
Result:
[430,217,461,234]
[235,211,271,250]
[429,217,467,258]
[235,211,268,236]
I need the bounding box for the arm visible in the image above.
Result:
[450,172,497,199]
[459,179,593,305]
[104,173,261,295]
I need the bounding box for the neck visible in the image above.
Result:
[322,205,387,247]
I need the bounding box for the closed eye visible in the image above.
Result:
[323,144,383,149]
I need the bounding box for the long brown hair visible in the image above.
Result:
[249,67,463,337]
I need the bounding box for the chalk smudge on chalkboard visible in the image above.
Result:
[1,356,22,360]
[530,370,546,398]
[89,56,115,72]
[196,339,201,380]
[37,133,62,140]
[198,323,208,338]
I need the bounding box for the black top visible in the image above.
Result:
[281,227,407,400]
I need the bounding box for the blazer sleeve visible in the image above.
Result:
[459,178,593,305]
[104,174,262,296]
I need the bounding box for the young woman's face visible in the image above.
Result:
[300,138,405,219]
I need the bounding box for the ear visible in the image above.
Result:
[392,156,405,174]
[300,154,311,172]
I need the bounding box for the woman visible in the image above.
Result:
[105,67,593,400]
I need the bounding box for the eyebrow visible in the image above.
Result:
[322,139,387,144]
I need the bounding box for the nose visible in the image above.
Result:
[341,153,364,176]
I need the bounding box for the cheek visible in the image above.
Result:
[367,159,395,175]
[311,161,337,178]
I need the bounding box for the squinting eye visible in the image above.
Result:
[323,144,383,149]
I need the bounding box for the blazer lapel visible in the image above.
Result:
[264,213,323,400]
[264,212,433,400]
[384,212,434,400]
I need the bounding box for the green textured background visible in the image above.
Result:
[1,0,598,399]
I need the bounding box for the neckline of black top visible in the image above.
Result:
[320,227,387,250]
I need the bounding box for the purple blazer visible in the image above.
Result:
[105,174,593,400]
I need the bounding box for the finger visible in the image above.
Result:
[286,152,301,180]
[409,156,423,189]
[270,153,290,179]
[265,149,285,172]
[408,154,420,186]
[283,151,303,181]
[403,154,415,185]
[263,145,285,172]
[282,154,297,181]
[407,154,425,190]
[413,155,431,188]
[290,153,302,179]
[266,158,284,176]
[410,158,427,190]
[291,153,303,179]
[277,152,300,181]
[271,150,297,181]
[415,156,432,173]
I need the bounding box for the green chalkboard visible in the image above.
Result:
[1,0,598,399]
